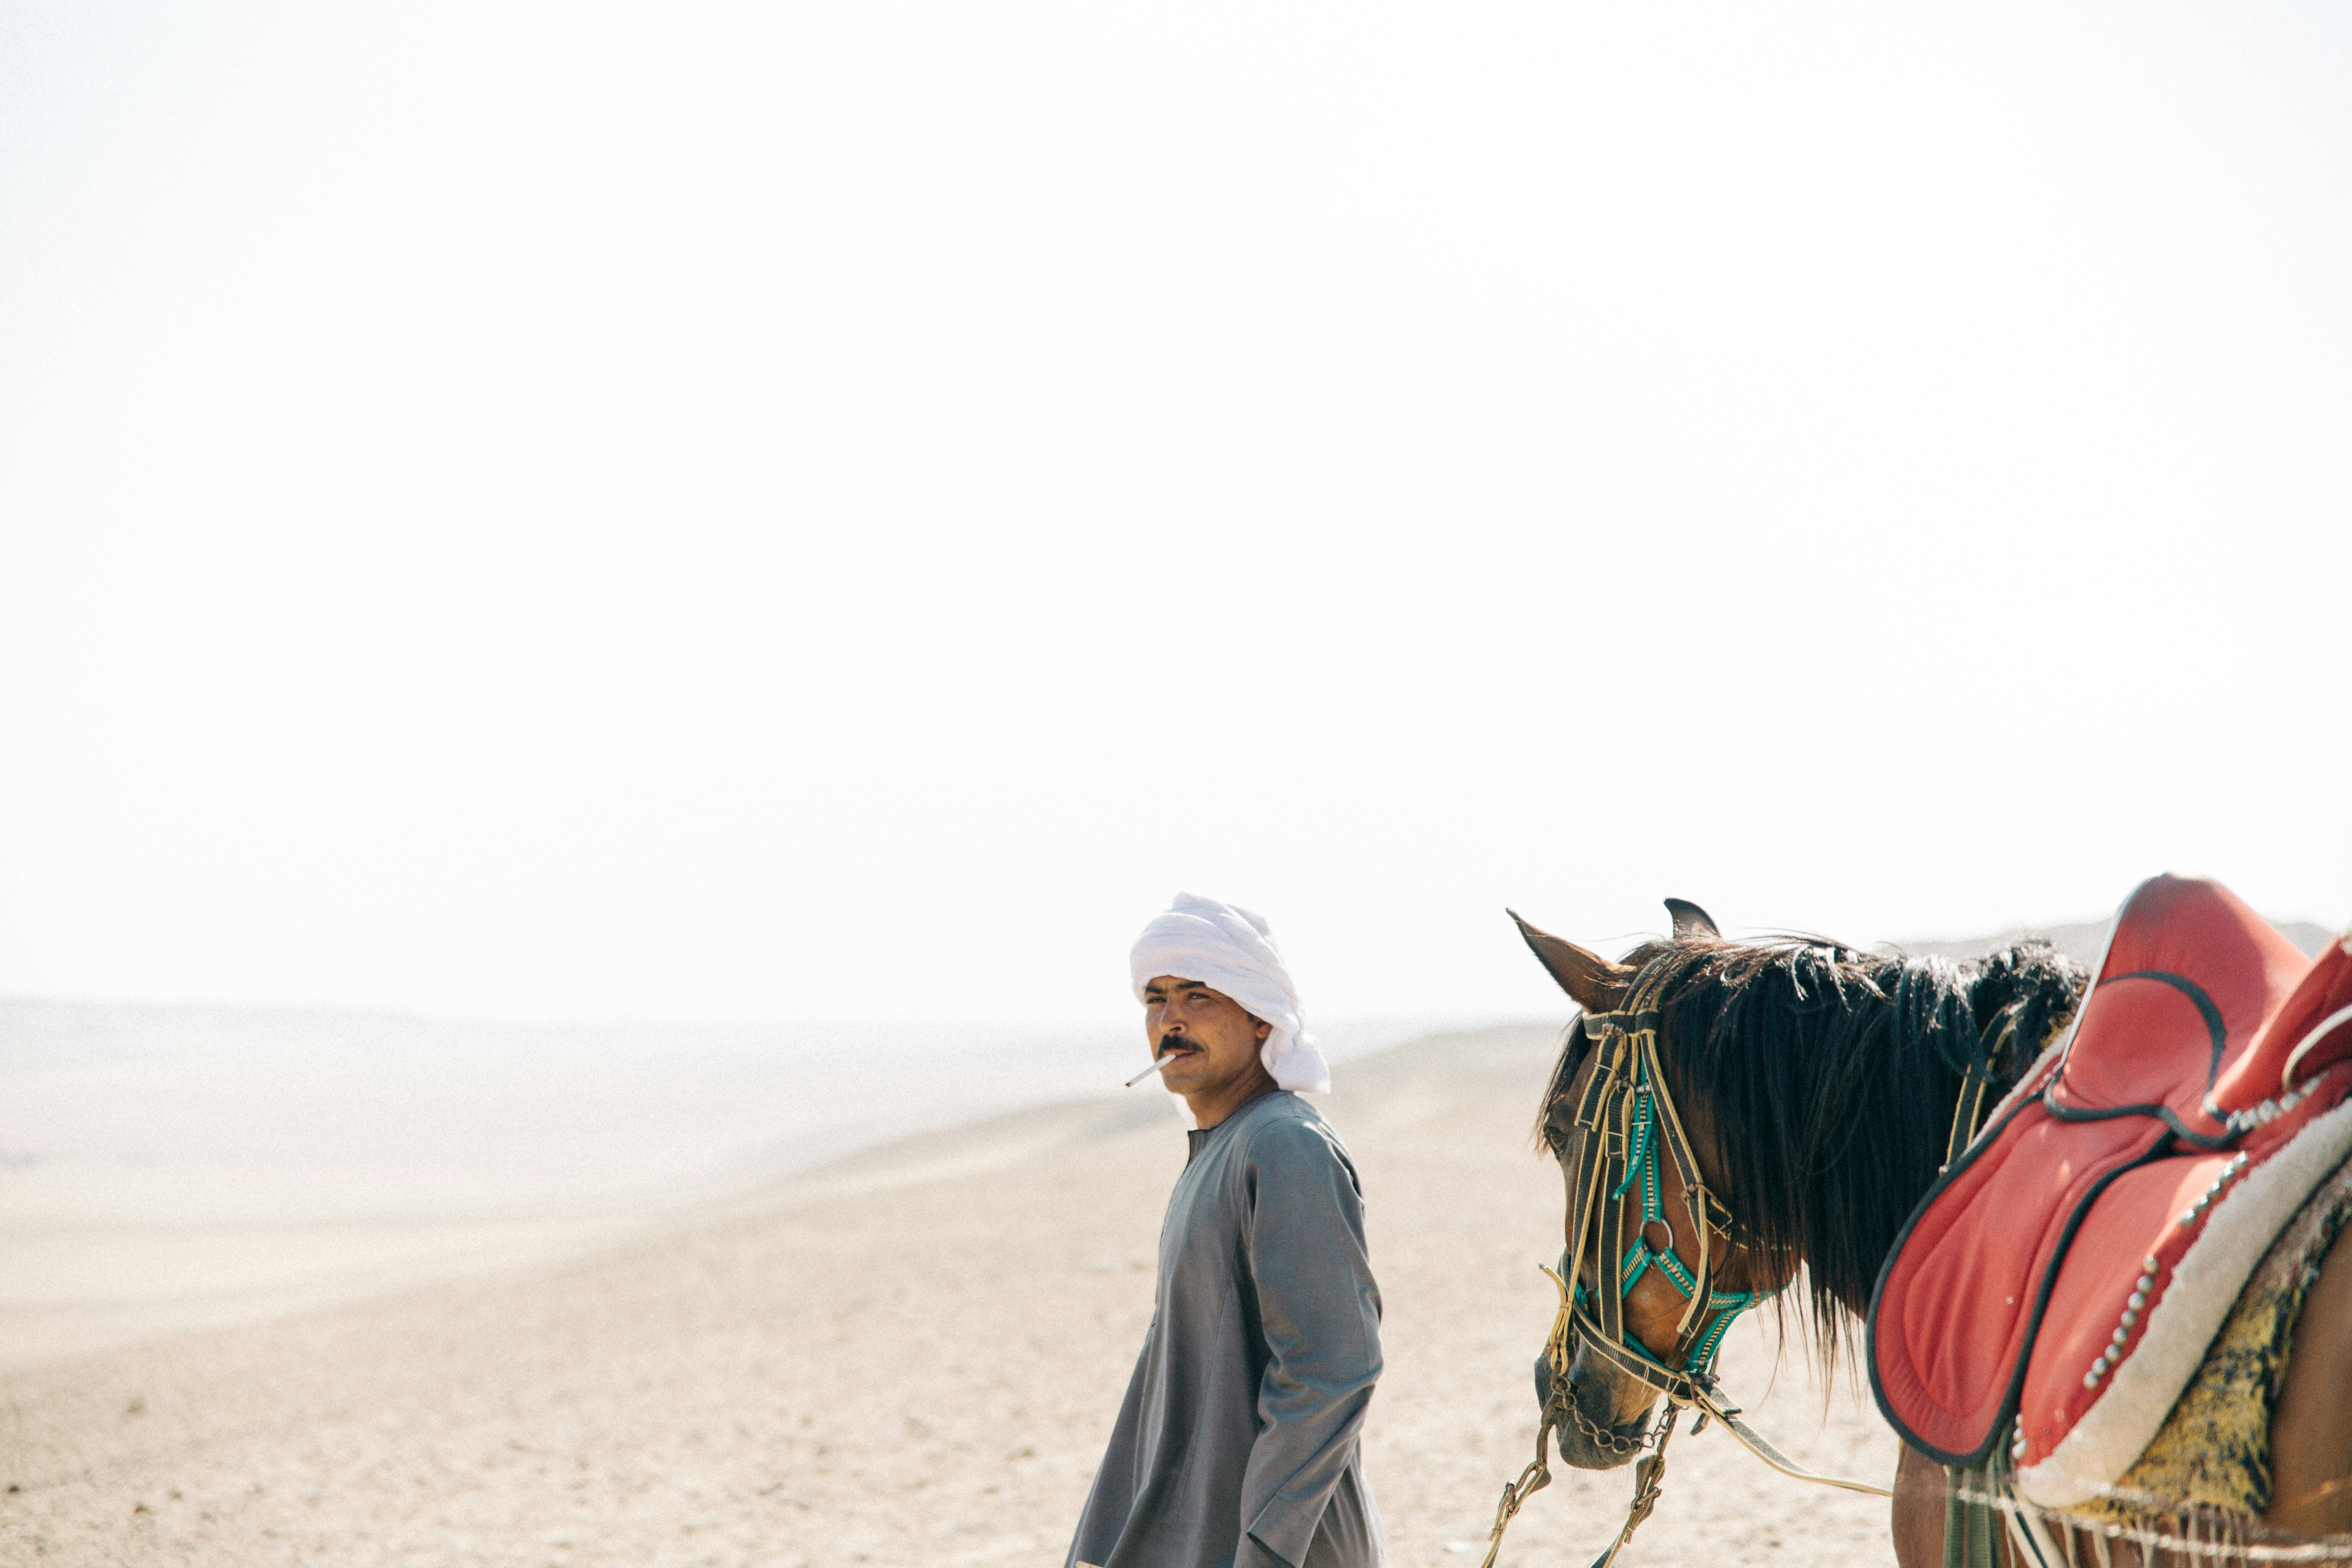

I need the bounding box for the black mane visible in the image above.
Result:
[1539,936,2087,1377]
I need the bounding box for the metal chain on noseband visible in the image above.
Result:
[1480,974,1892,1568]
[1569,1392,1662,1459]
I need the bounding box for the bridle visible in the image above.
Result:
[1557,989,1766,1400]
[1479,972,1894,1568]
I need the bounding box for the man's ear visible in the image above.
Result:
[1508,910,1636,1011]
[1664,898,1720,940]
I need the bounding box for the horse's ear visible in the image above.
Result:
[1664,898,1719,940]
[1508,910,1636,1011]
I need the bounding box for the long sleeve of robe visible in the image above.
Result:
[1067,1090,1384,1568]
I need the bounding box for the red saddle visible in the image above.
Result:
[1869,875,2352,1510]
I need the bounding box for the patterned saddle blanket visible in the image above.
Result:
[1869,874,2352,1511]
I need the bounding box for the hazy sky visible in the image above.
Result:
[2,3,2346,1029]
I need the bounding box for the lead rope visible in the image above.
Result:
[1470,1260,1697,1568]
[1478,1263,1686,1568]
[1476,1267,1576,1568]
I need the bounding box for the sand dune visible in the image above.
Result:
[0,1003,1463,1376]
[0,1024,1898,1566]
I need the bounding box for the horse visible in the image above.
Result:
[1503,898,2352,1567]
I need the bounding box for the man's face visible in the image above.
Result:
[1141,974,1272,1098]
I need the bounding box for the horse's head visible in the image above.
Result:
[1505,901,2088,1474]
[1512,899,1796,1471]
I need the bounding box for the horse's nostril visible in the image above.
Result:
[1531,1352,1554,1407]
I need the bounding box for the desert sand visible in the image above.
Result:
[0,1024,1899,1566]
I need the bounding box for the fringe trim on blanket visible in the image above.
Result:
[1949,1472,2352,1566]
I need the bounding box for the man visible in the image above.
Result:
[1067,892,1384,1568]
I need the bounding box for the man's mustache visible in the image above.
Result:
[1124,1035,1204,1088]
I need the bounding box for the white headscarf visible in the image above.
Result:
[1129,891,1330,1095]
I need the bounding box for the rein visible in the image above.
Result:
[1480,986,1894,1568]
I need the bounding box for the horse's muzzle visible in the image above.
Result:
[1533,1347,1654,1471]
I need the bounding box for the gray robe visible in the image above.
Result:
[1068,1090,1383,1568]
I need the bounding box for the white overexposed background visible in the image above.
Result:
[0,4,2346,1358]
[3,4,2346,1029]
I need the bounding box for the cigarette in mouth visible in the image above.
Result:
[1125,1053,1192,1088]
